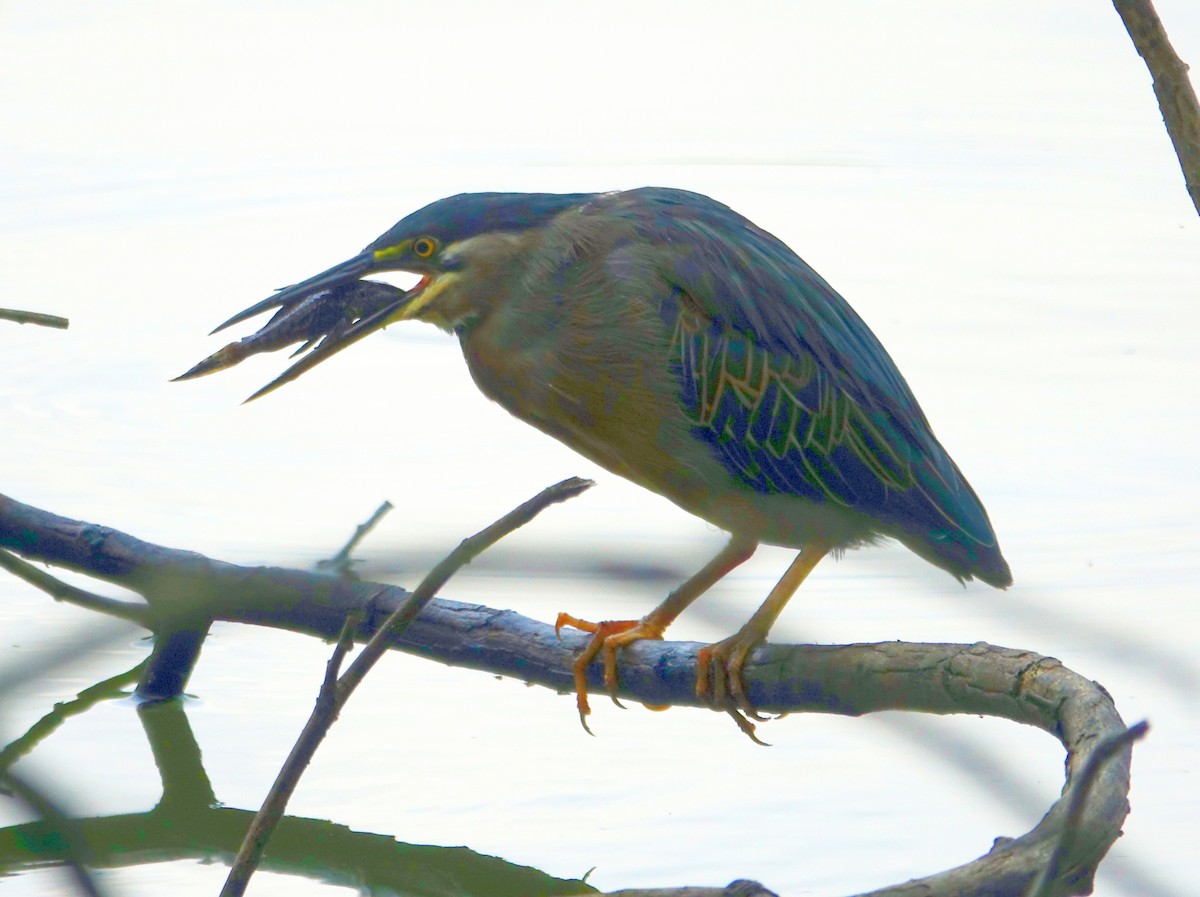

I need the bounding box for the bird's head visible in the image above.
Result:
[181,191,596,400]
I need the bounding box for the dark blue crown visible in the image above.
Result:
[367,192,597,251]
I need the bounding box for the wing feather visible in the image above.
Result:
[603,188,1001,563]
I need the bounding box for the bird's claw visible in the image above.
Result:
[725,709,770,746]
[556,612,773,743]
[697,636,774,744]
[555,613,664,730]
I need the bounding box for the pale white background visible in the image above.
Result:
[2,2,1198,895]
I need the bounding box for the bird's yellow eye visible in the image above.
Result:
[412,236,437,258]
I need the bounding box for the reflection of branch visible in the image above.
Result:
[0,770,104,897]
[0,805,593,897]
[1114,0,1200,215]
[0,665,143,774]
[0,491,1138,896]
[0,701,592,897]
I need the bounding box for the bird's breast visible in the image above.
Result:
[454,292,854,547]
[458,295,687,481]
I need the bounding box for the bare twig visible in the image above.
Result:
[0,308,69,329]
[1114,0,1200,215]
[0,549,150,626]
[219,478,592,897]
[316,500,394,577]
[338,476,593,700]
[219,612,362,897]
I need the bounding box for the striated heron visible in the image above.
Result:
[179,187,1011,739]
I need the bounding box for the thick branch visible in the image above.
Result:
[0,491,1135,896]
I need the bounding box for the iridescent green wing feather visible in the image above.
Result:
[666,314,914,508]
[601,188,1005,580]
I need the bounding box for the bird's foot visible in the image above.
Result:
[554,612,666,733]
[696,634,772,746]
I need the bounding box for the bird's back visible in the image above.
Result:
[586,189,1012,587]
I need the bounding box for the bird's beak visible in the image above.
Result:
[174,250,426,403]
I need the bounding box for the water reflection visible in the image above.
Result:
[0,683,592,897]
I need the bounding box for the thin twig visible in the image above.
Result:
[337,477,593,701]
[1113,0,1200,215]
[316,500,394,577]
[219,477,592,897]
[219,611,362,897]
[0,549,151,626]
[0,308,70,329]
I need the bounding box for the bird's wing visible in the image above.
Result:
[606,187,921,417]
[601,188,1002,568]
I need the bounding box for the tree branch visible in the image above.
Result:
[221,478,592,896]
[0,308,69,329]
[1114,0,1200,215]
[0,491,1137,896]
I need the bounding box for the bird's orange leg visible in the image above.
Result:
[556,536,757,733]
[697,543,830,723]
